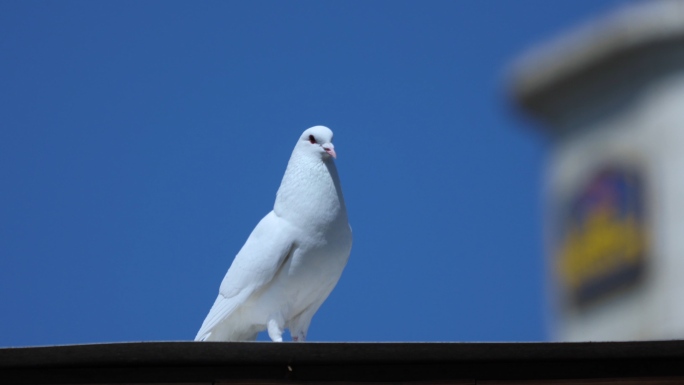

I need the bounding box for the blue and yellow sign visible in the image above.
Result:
[556,167,648,308]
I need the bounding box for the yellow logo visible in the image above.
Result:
[555,168,647,307]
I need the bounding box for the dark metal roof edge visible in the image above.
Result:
[3,340,684,367]
[3,341,684,383]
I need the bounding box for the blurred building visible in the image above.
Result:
[510,0,684,341]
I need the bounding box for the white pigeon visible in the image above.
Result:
[195,125,352,342]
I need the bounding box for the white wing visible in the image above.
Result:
[195,211,297,341]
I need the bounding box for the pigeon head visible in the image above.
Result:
[299,126,337,159]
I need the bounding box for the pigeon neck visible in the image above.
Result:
[274,152,348,227]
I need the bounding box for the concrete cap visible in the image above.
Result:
[509,0,684,112]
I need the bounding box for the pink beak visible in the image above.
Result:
[323,145,337,159]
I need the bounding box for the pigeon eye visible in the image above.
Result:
[308,135,316,144]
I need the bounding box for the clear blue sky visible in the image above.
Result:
[0,0,627,346]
